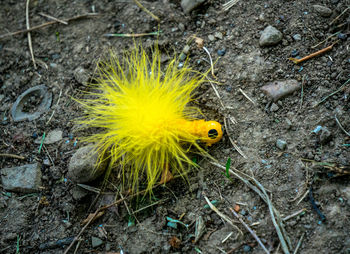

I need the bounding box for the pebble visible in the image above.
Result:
[35,129,63,144]
[181,0,206,14]
[270,103,279,112]
[214,32,223,40]
[261,80,300,101]
[292,34,301,41]
[313,5,332,17]
[276,139,287,150]
[217,49,226,56]
[259,25,283,46]
[338,33,347,40]
[291,49,299,57]
[49,63,58,68]
[243,245,252,252]
[74,67,90,85]
[208,34,215,41]
[319,126,332,145]
[91,236,103,248]
[182,45,190,55]
[67,146,107,183]
[1,163,42,193]
[71,186,89,201]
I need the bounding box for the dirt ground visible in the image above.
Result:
[1,0,350,253]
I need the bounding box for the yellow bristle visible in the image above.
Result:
[76,45,211,193]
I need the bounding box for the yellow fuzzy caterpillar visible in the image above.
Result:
[77,45,223,193]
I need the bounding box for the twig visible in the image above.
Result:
[222,0,240,11]
[311,32,340,49]
[335,114,350,137]
[282,208,306,221]
[210,162,291,254]
[230,208,270,254]
[0,153,26,160]
[26,0,37,69]
[292,232,305,254]
[203,46,216,78]
[208,79,225,109]
[203,195,243,237]
[46,89,62,125]
[63,197,126,254]
[239,88,256,106]
[330,6,350,25]
[132,0,160,22]
[104,31,160,37]
[224,117,247,159]
[0,13,99,39]
[38,12,68,25]
[289,42,337,64]
[296,189,309,206]
[313,78,350,107]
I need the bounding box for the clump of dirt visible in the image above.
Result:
[0,0,349,253]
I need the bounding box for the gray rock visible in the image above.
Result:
[208,34,215,41]
[35,129,63,144]
[292,34,301,41]
[91,236,103,248]
[259,25,283,46]
[230,50,265,82]
[74,67,90,85]
[214,32,223,40]
[276,139,287,150]
[313,5,332,17]
[1,163,42,193]
[270,103,279,112]
[67,146,107,183]
[181,0,206,14]
[182,45,190,55]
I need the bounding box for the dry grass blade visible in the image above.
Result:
[26,0,37,69]
[39,12,68,24]
[230,208,270,254]
[223,0,240,11]
[210,161,291,254]
[0,153,26,160]
[133,0,160,22]
[334,114,350,137]
[203,195,243,237]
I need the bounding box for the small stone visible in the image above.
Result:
[67,146,107,183]
[1,163,42,193]
[208,34,215,41]
[183,45,190,55]
[214,32,223,40]
[51,53,60,60]
[71,186,89,201]
[276,139,287,150]
[270,103,279,112]
[35,129,63,144]
[74,67,90,85]
[292,34,301,41]
[261,80,300,101]
[217,49,226,56]
[291,49,299,57]
[49,63,58,68]
[181,0,206,14]
[338,33,347,40]
[243,245,251,252]
[259,25,283,46]
[319,126,332,145]
[313,5,332,17]
[43,158,50,166]
[91,236,103,248]
[178,23,185,31]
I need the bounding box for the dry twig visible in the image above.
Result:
[289,42,337,64]
[133,0,160,22]
[0,153,26,160]
[26,0,37,69]
[230,208,270,254]
[39,12,68,25]
[0,13,99,39]
[335,114,350,137]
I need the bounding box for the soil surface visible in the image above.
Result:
[1,0,350,253]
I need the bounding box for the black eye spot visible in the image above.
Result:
[208,129,218,139]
